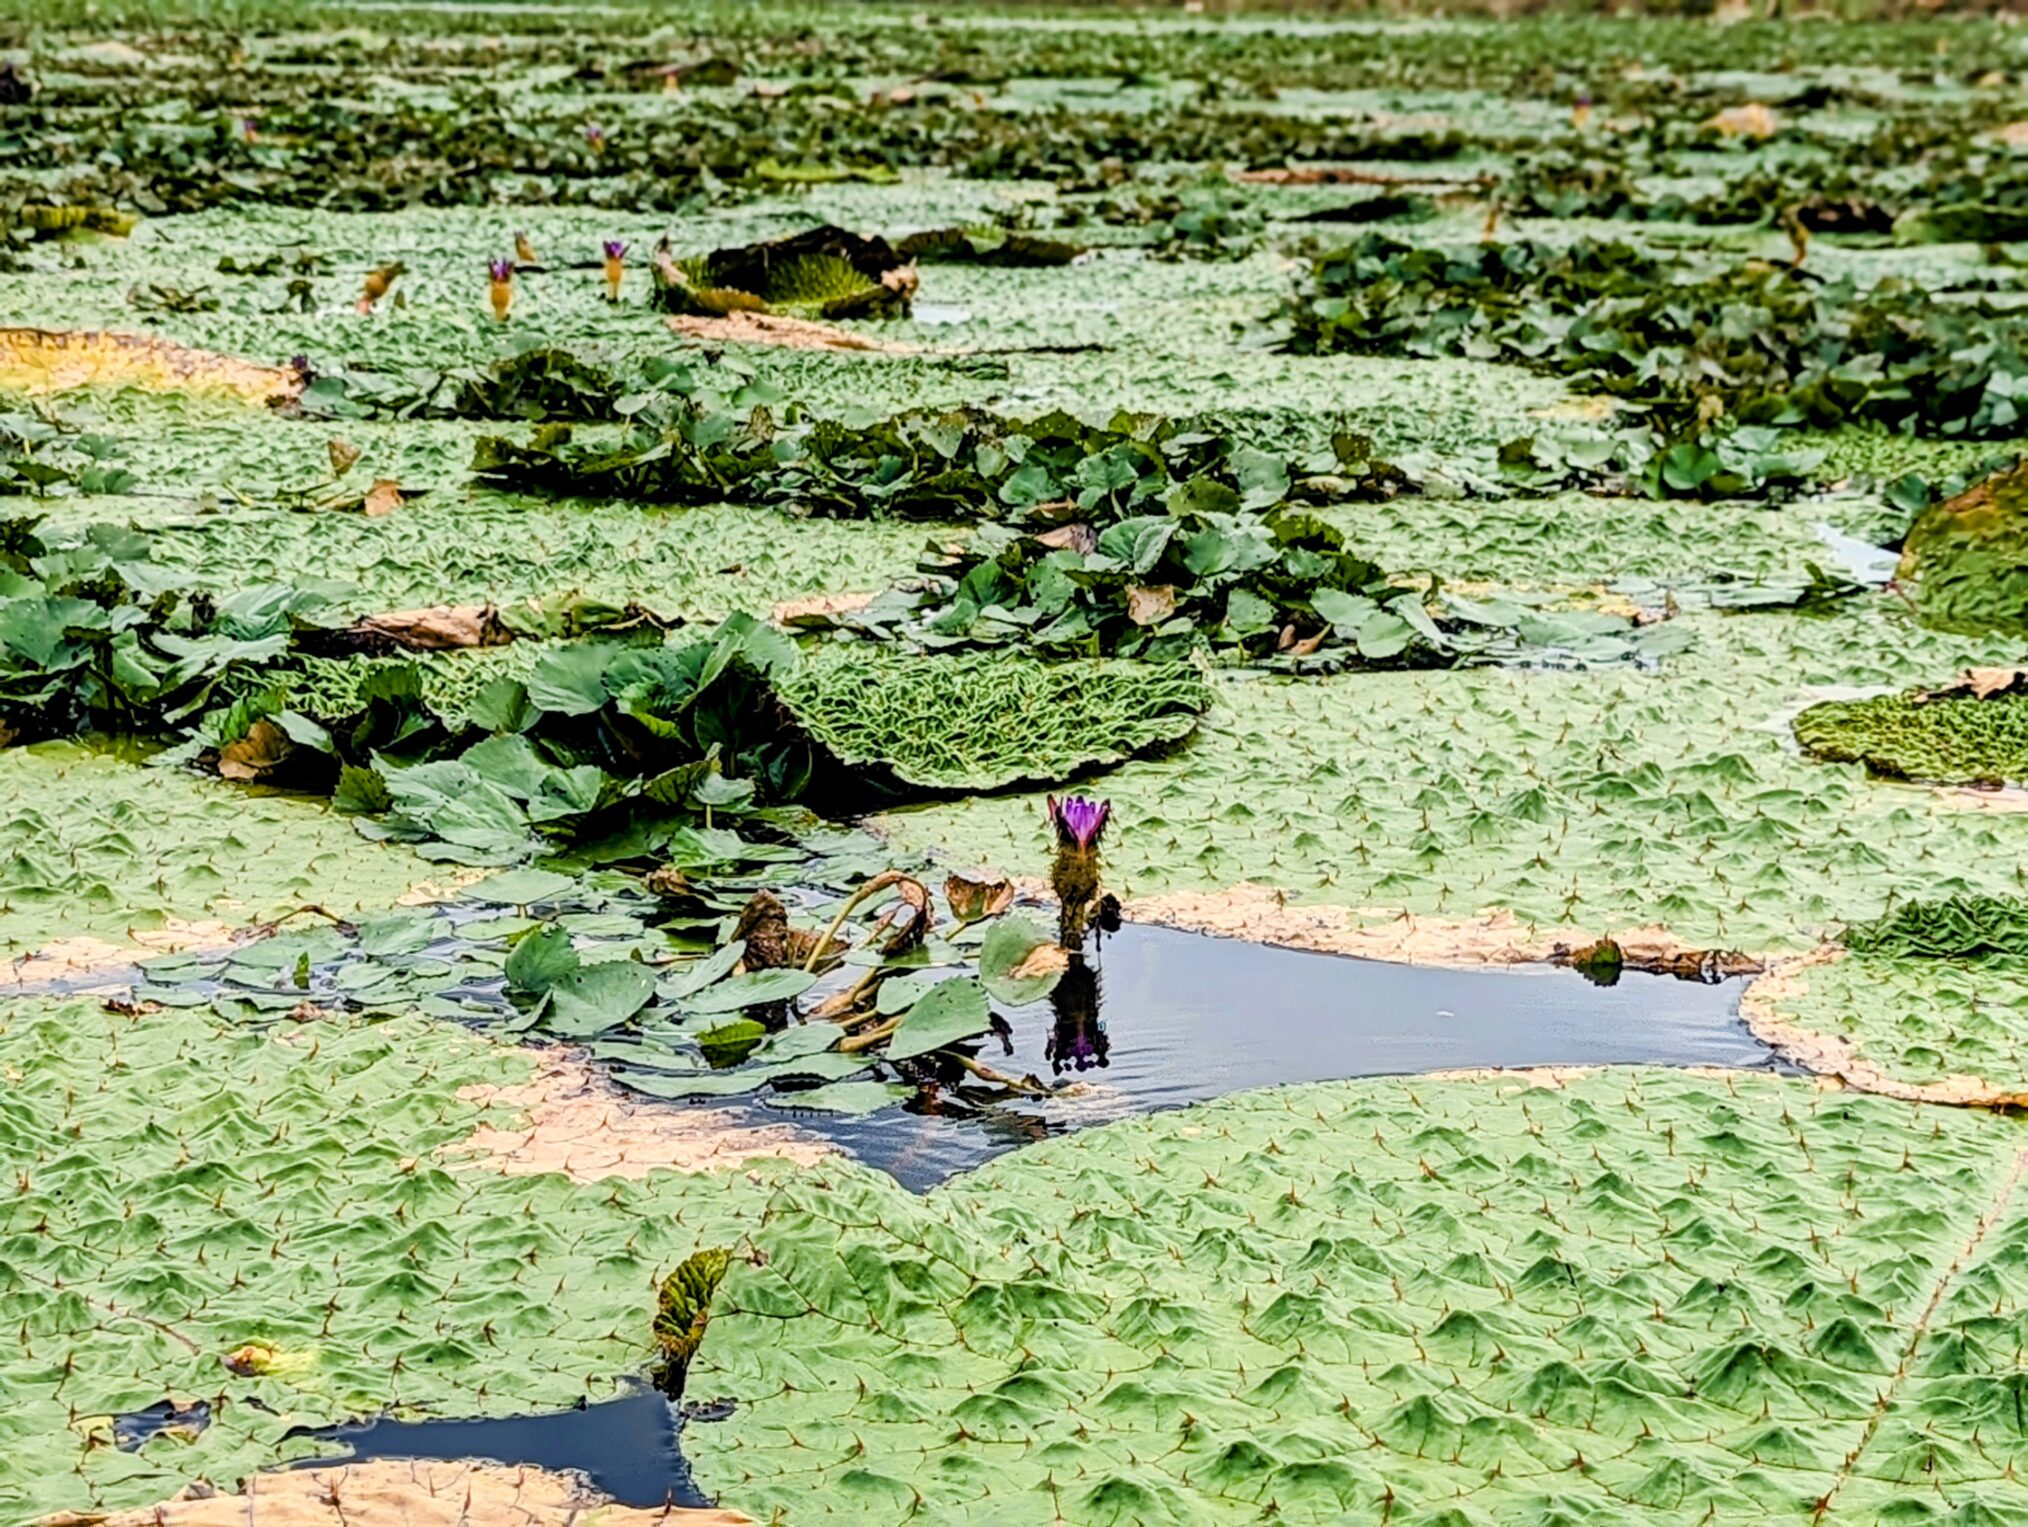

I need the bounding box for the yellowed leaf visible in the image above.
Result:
[0,328,300,404]
[1706,103,1779,139]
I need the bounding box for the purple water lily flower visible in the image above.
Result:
[1048,795,1110,852]
[603,239,628,259]
[488,258,515,282]
[582,122,605,147]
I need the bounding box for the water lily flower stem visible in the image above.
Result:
[802,870,912,973]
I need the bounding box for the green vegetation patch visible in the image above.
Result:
[779,648,1210,793]
[0,999,789,1519]
[878,606,2028,950]
[690,1066,2028,1523]
[1794,690,2028,787]
[0,742,423,959]
[1846,895,2028,961]
[1758,949,2028,1099]
[1898,461,2028,638]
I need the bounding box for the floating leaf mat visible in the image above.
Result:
[777,648,1209,792]
[21,1011,2028,1524]
[1897,462,2028,638]
[1747,944,2028,1106]
[0,329,299,404]
[688,1066,2028,1524]
[0,999,789,1519]
[1795,688,2028,787]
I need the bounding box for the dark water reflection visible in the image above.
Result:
[760,921,1779,1192]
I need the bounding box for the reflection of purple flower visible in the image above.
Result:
[603,239,628,259]
[488,258,514,281]
[582,122,605,147]
[1048,795,1110,851]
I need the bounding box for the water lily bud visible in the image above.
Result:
[514,231,538,266]
[488,258,514,322]
[582,122,606,152]
[356,261,405,315]
[603,239,628,302]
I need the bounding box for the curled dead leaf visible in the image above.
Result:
[944,872,1014,923]
[1917,667,2028,702]
[875,875,935,955]
[216,718,292,782]
[360,477,402,517]
[333,604,510,653]
[1034,523,1098,556]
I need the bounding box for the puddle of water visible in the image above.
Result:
[116,1399,211,1451]
[753,922,1777,1191]
[301,1384,713,1509]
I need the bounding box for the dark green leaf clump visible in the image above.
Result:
[1896,461,2028,637]
[1845,896,2028,960]
[1794,691,2028,787]
[895,226,1085,267]
[473,404,1408,522]
[1286,233,2028,439]
[653,225,914,320]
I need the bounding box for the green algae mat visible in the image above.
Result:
[2,1,2028,1521]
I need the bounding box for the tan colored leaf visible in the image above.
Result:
[1125,584,1177,627]
[1008,942,1071,983]
[216,718,292,782]
[667,311,923,353]
[1705,103,1779,138]
[1919,666,2028,702]
[326,437,360,477]
[345,604,509,651]
[1034,523,1097,554]
[361,477,402,517]
[944,872,1015,923]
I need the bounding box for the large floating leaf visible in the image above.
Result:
[691,1068,2028,1523]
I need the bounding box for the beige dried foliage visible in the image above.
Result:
[1741,947,2028,1107]
[346,605,510,650]
[447,1049,833,1182]
[1,919,233,989]
[1120,882,1761,974]
[1936,786,2028,814]
[69,1458,748,1526]
[360,478,404,518]
[1705,102,1780,138]
[1995,121,2028,148]
[1125,585,1178,627]
[772,590,875,624]
[1919,666,2028,701]
[667,312,922,353]
[0,329,300,403]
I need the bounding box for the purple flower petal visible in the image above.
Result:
[1048,795,1111,851]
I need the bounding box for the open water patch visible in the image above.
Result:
[732,921,1776,1190]
[299,1383,715,1509]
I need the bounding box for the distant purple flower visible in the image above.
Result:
[582,122,605,147]
[603,239,628,259]
[488,258,514,281]
[288,353,316,384]
[1048,795,1110,852]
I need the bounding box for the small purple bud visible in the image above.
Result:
[604,239,628,259]
[582,122,605,146]
[1048,795,1111,852]
[488,258,514,282]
